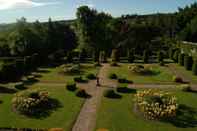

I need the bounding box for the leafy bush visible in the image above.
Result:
[86,73,96,80]
[134,89,178,120]
[178,53,185,66]
[12,89,55,116]
[180,84,192,92]
[157,51,164,62]
[116,85,136,93]
[108,73,117,79]
[128,50,135,63]
[76,89,90,98]
[74,76,88,83]
[15,82,26,90]
[173,50,180,63]
[111,49,119,62]
[173,76,183,83]
[143,50,149,63]
[192,60,197,75]
[66,82,77,91]
[184,55,193,70]
[62,64,80,74]
[118,77,132,84]
[103,89,121,98]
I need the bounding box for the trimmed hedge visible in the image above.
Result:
[66,82,77,91]
[184,55,193,70]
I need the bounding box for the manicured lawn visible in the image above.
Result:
[108,63,174,84]
[95,88,197,131]
[0,63,99,130]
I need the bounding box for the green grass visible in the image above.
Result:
[108,64,174,84]
[0,63,99,130]
[95,88,197,131]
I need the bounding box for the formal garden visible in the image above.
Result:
[1,2,197,131]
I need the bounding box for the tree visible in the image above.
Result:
[143,50,149,63]
[178,53,185,66]
[192,60,197,75]
[184,55,193,70]
[157,51,164,62]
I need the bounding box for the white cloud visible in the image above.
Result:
[0,0,59,10]
[76,0,95,8]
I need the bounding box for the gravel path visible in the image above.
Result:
[72,64,116,131]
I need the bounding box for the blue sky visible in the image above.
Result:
[0,0,196,23]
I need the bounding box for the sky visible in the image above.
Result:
[0,0,197,24]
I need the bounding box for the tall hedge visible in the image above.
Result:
[111,49,119,62]
[157,51,164,62]
[192,60,197,75]
[173,50,180,63]
[128,50,135,63]
[184,55,193,70]
[143,50,149,63]
[0,62,17,82]
[178,53,185,66]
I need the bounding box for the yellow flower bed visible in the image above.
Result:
[134,89,178,120]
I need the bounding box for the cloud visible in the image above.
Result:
[0,0,60,10]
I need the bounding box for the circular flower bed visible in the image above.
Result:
[12,89,59,117]
[134,89,178,120]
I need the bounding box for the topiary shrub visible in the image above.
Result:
[143,50,149,63]
[116,85,136,94]
[86,73,96,80]
[192,60,197,75]
[173,50,180,63]
[108,73,117,79]
[76,89,90,98]
[74,76,88,83]
[128,50,135,63]
[184,55,193,70]
[134,89,178,120]
[173,76,183,83]
[178,53,185,66]
[15,82,26,90]
[118,77,132,84]
[12,89,60,117]
[180,84,192,92]
[66,82,77,91]
[103,89,121,99]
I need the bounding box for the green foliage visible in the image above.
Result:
[143,50,149,63]
[173,50,180,63]
[66,82,77,91]
[178,53,185,66]
[157,51,164,62]
[103,89,121,98]
[74,76,88,83]
[118,77,132,84]
[173,76,183,83]
[79,49,88,62]
[76,89,90,98]
[192,60,197,75]
[128,50,135,63]
[86,73,96,80]
[108,73,117,79]
[15,82,25,90]
[184,55,193,70]
[111,49,119,62]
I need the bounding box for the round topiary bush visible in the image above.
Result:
[86,73,96,80]
[12,89,59,117]
[184,55,193,70]
[108,73,117,79]
[66,82,77,91]
[76,89,90,98]
[15,82,26,90]
[192,60,197,75]
[173,76,183,83]
[134,89,178,120]
[74,76,88,83]
[103,89,121,98]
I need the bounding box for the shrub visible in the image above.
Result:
[128,50,135,63]
[63,64,80,74]
[169,48,176,59]
[117,85,136,93]
[109,73,117,79]
[143,50,149,63]
[159,61,165,66]
[86,73,96,80]
[76,89,90,98]
[173,50,180,63]
[79,49,88,62]
[173,76,183,83]
[15,82,25,90]
[111,49,119,62]
[157,51,164,62]
[110,61,118,66]
[74,76,88,83]
[12,89,54,116]
[24,56,32,72]
[66,82,77,91]
[184,55,193,70]
[118,77,132,84]
[134,89,178,120]
[192,60,197,75]
[178,53,185,66]
[180,84,192,92]
[103,89,121,98]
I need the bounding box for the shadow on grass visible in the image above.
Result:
[162,104,197,128]
[117,87,136,94]
[0,86,17,94]
[24,98,62,119]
